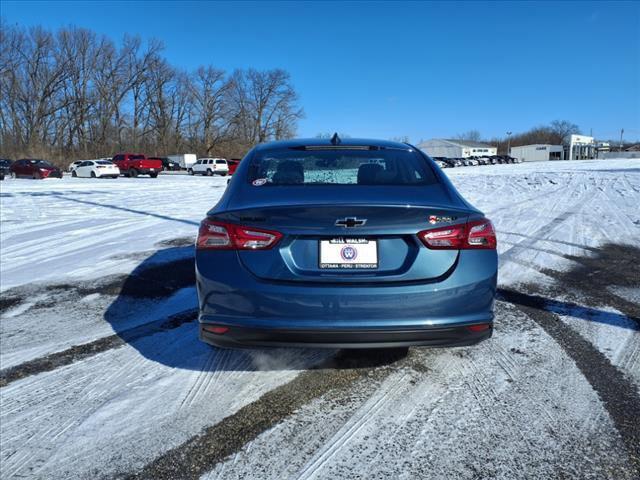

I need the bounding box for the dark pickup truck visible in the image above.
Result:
[112,153,162,178]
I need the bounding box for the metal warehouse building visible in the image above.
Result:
[510,144,564,162]
[417,139,497,158]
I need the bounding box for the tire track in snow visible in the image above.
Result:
[294,372,410,480]
[500,289,640,472]
[123,350,408,480]
[498,177,592,265]
[0,309,197,387]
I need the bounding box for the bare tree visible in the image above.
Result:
[549,120,581,144]
[189,66,230,155]
[455,130,482,142]
[229,68,304,145]
[0,23,304,166]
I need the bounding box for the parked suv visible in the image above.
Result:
[189,158,229,176]
[10,159,63,179]
[112,153,162,178]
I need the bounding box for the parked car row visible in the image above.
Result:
[432,155,520,169]
[1,153,242,180]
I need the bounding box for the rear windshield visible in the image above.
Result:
[248,148,438,186]
[97,161,112,165]
[216,159,226,164]
[131,155,145,160]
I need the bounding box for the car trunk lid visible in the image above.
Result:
[213,185,475,284]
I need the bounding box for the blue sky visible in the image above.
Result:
[2,0,639,142]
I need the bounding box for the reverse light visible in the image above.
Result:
[196,219,282,250]
[418,218,496,250]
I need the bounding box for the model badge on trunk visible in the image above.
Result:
[429,215,457,224]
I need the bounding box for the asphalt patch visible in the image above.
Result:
[538,243,640,321]
[0,295,23,314]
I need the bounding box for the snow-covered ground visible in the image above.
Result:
[1,159,639,479]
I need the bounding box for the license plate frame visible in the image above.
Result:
[319,238,378,269]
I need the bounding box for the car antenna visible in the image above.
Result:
[330,132,341,145]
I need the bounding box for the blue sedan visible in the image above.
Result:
[195,137,497,349]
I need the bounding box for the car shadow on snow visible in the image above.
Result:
[102,245,408,373]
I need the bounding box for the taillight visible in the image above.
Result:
[418,218,496,250]
[466,219,497,248]
[196,219,282,250]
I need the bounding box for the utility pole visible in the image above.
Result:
[619,128,624,152]
[506,131,512,155]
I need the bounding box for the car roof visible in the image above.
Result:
[253,137,413,152]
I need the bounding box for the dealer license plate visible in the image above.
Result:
[319,238,378,269]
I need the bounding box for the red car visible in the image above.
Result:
[10,159,63,179]
[111,153,163,178]
[227,158,242,175]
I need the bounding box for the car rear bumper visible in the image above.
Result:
[196,249,497,349]
[200,323,492,349]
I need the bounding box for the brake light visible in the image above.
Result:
[418,218,496,250]
[196,219,282,250]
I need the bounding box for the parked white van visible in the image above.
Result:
[168,153,197,170]
[189,158,229,176]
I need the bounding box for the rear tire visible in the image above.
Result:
[91,171,96,178]
[72,171,77,177]
[10,171,16,179]
[33,172,41,180]
[129,168,138,178]
[150,172,158,178]
[221,172,227,177]
[188,169,194,176]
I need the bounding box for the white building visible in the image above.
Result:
[510,144,564,162]
[417,139,497,158]
[566,134,596,160]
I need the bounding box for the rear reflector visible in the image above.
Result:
[466,323,491,333]
[196,219,282,250]
[418,218,496,250]
[203,325,229,335]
